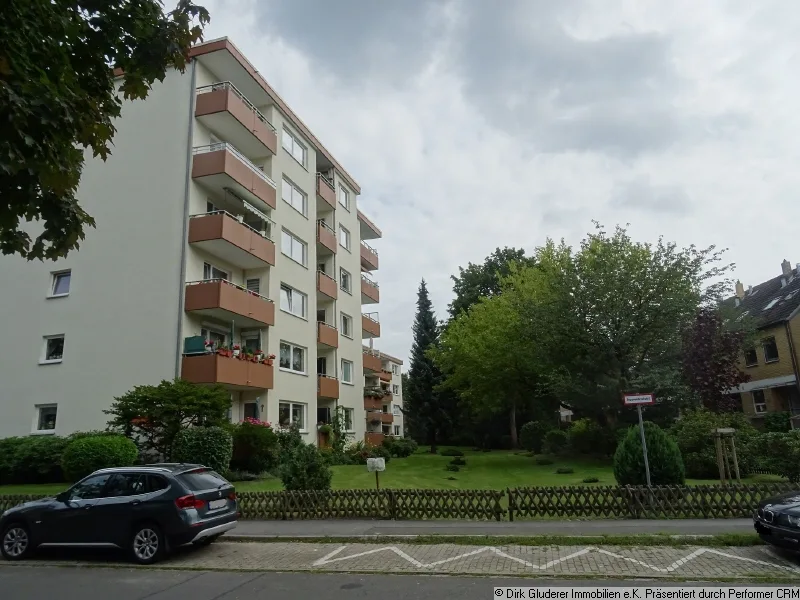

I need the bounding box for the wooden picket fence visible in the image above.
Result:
[1,483,793,521]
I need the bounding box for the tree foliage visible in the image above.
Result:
[1,0,209,260]
[613,422,685,486]
[104,378,230,460]
[61,434,138,482]
[280,443,332,491]
[173,426,233,473]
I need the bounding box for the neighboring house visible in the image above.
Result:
[0,37,386,447]
[727,260,800,426]
[362,345,404,444]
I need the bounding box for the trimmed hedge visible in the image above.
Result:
[440,448,464,457]
[614,422,685,486]
[0,436,69,484]
[230,421,279,474]
[173,426,233,473]
[61,434,138,481]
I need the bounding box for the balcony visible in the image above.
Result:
[317,322,338,348]
[184,279,275,328]
[364,432,385,446]
[188,211,275,269]
[379,369,392,382]
[380,412,394,424]
[363,350,381,373]
[364,397,382,411]
[358,209,382,241]
[317,270,338,300]
[360,240,379,271]
[192,143,276,212]
[361,274,379,304]
[316,219,337,255]
[362,313,380,338]
[318,375,340,400]
[195,82,277,158]
[316,174,336,211]
[181,353,274,390]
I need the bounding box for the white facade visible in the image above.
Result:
[0,38,397,447]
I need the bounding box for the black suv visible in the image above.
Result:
[0,464,238,564]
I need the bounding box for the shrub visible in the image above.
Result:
[440,448,464,457]
[280,443,332,490]
[613,422,685,486]
[542,429,568,455]
[0,436,70,484]
[582,476,600,483]
[383,437,418,458]
[230,420,279,474]
[445,464,460,472]
[670,409,761,478]
[756,431,800,483]
[346,440,391,465]
[555,467,574,474]
[61,434,138,481]
[764,411,792,433]
[567,418,616,456]
[173,426,233,473]
[450,457,466,466]
[225,470,262,482]
[519,421,554,453]
[275,424,305,465]
[446,476,457,480]
[534,456,554,465]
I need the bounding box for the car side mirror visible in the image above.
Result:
[55,491,69,503]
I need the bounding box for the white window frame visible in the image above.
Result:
[340,268,352,294]
[392,404,401,416]
[281,176,307,216]
[280,284,308,319]
[340,312,353,338]
[341,359,354,384]
[49,270,71,298]
[393,425,401,436]
[40,334,65,365]
[203,262,229,281]
[339,225,351,251]
[752,389,767,414]
[338,184,350,210]
[281,229,308,267]
[279,340,306,375]
[32,404,58,435]
[201,325,228,346]
[281,128,307,167]
[279,401,308,432]
[392,384,400,395]
[763,337,780,363]
[391,364,400,375]
[342,407,355,432]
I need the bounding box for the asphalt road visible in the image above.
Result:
[0,566,754,599]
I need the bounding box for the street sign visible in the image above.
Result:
[622,393,655,406]
[366,458,385,472]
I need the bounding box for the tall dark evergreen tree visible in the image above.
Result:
[404,279,449,452]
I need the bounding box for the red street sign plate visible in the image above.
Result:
[623,393,655,406]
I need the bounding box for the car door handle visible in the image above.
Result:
[83,505,93,510]
[131,500,141,506]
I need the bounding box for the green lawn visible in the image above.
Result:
[0,449,783,495]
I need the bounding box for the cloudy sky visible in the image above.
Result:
[182,0,800,366]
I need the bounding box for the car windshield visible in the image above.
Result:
[176,470,229,491]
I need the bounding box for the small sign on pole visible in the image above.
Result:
[623,392,655,487]
[367,457,386,489]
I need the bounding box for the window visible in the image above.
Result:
[281,229,307,266]
[201,328,227,347]
[203,262,229,280]
[280,284,307,318]
[342,407,354,431]
[279,341,306,374]
[50,270,71,297]
[340,313,353,337]
[763,337,780,363]
[36,405,58,431]
[392,384,400,395]
[281,177,307,215]
[391,364,400,375]
[392,404,401,416]
[68,474,112,501]
[339,225,350,250]
[246,278,260,294]
[753,390,767,414]
[279,401,306,430]
[341,359,353,384]
[393,425,401,436]
[281,129,306,166]
[103,473,151,498]
[242,332,260,353]
[244,403,258,419]
[744,347,758,367]
[41,335,64,364]
[763,298,780,311]
[338,184,349,209]
[340,268,352,293]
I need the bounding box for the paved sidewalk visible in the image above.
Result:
[227,518,755,538]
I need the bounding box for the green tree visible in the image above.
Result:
[613,422,685,485]
[105,378,230,460]
[1,0,209,260]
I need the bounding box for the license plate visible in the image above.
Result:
[208,499,227,510]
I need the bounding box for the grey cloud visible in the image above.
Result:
[610,179,692,215]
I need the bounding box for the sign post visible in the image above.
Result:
[622,393,655,487]
[367,457,386,490]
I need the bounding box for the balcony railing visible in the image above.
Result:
[363,312,379,323]
[186,278,273,303]
[193,143,276,188]
[316,270,338,299]
[197,81,277,132]
[361,274,379,288]
[191,210,273,241]
[361,240,378,256]
[317,374,340,399]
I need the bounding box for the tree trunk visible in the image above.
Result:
[509,401,518,449]
[428,427,438,454]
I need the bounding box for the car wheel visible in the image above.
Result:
[129,523,164,565]
[1,523,33,561]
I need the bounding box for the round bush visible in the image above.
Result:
[534,456,554,465]
[445,464,460,472]
[173,426,233,473]
[582,476,600,483]
[230,421,279,474]
[61,435,138,481]
[383,437,418,458]
[2,436,70,484]
[450,457,466,466]
[542,429,568,455]
[613,422,685,486]
[555,467,574,474]
[280,443,332,490]
[519,421,554,453]
[440,448,464,457]
[567,418,616,456]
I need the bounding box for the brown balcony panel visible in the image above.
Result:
[360,243,379,271]
[195,87,278,157]
[363,352,381,373]
[316,221,337,254]
[316,175,336,210]
[361,278,380,304]
[363,397,382,411]
[189,213,275,268]
[185,280,275,328]
[361,315,380,338]
[192,148,277,210]
[365,432,385,446]
[182,354,274,390]
[379,370,392,382]
[318,376,340,400]
[317,322,339,348]
[317,271,338,300]
[380,413,394,424]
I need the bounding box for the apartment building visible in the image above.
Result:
[728,260,800,426]
[363,346,404,444]
[0,37,392,446]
